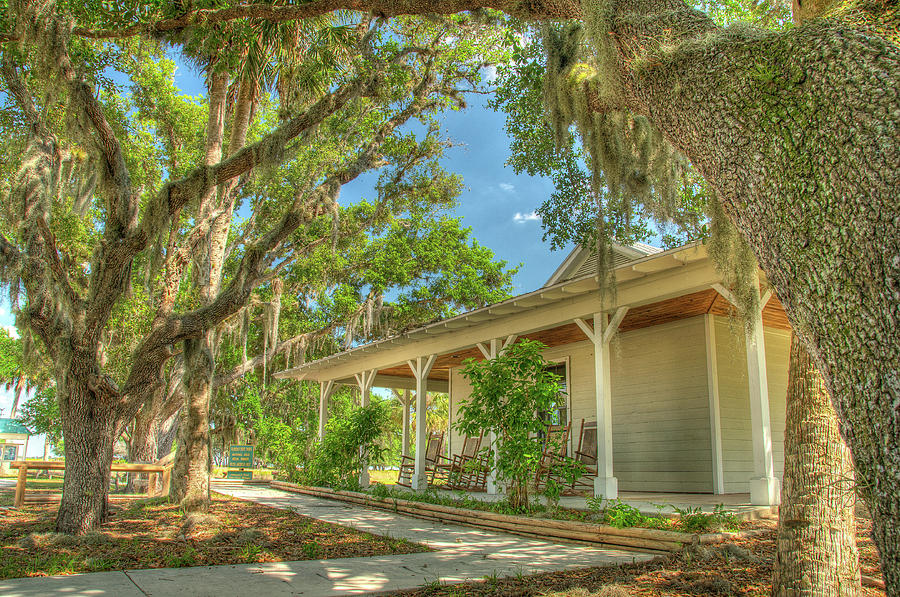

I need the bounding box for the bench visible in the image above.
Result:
[11,460,170,507]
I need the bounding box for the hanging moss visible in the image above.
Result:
[707,192,760,326]
[541,9,761,324]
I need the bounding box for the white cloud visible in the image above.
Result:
[499,183,515,193]
[513,211,541,224]
[482,65,498,83]
[3,325,18,339]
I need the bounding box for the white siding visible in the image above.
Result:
[610,316,713,493]
[715,316,790,493]
[448,317,715,493]
[445,314,791,495]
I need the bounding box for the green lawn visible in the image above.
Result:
[368,469,398,485]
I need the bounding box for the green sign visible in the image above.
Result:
[228,444,254,468]
[226,469,253,480]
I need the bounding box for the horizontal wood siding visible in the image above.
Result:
[715,316,790,493]
[610,316,712,493]
[449,318,715,493]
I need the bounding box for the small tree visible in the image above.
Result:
[456,339,563,510]
[301,401,391,491]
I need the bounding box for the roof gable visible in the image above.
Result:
[544,243,662,287]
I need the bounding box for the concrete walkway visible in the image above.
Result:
[0,485,655,597]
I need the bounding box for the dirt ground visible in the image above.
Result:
[0,491,427,580]
[390,519,884,596]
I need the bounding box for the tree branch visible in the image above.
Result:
[69,0,578,41]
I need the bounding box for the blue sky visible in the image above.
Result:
[169,60,571,295]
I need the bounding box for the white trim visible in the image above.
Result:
[447,371,453,457]
[704,314,725,495]
[602,307,629,344]
[409,355,437,490]
[318,380,336,440]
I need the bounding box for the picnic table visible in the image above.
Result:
[10,460,170,507]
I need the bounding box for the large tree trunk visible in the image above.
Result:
[172,338,213,511]
[128,408,159,493]
[173,74,254,511]
[773,334,860,596]
[55,376,117,534]
[597,5,900,587]
[169,70,228,510]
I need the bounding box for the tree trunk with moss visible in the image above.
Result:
[172,75,254,512]
[56,376,117,534]
[170,70,228,510]
[773,334,860,596]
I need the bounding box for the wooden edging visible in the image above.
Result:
[269,481,744,553]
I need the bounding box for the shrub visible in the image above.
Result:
[673,504,740,533]
[456,339,564,509]
[300,402,391,490]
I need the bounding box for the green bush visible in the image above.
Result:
[300,402,391,491]
[673,504,740,533]
[456,339,564,509]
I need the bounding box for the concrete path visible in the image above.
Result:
[0,485,655,597]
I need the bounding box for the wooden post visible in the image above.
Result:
[401,389,412,457]
[408,355,436,491]
[318,380,335,440]
[704,314,726,495]
[713,282,780,506]
[14,464,27,507]
[745,305,779,505]
[353,370,378,488]
[161,466,172,497]
[575,307,628,500]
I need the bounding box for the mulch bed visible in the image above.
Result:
[0,491,427,580]
[389,519,885,596]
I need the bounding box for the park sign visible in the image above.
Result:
[228,444,254,468]
[226,469,253,480]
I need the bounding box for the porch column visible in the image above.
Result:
[354,369,378,488]
[476,335,517,495]
[575,307,628,500]
[401,389,412,456]
[318,380,335,440]
[704,314,726,495]
[408,355,436,491]
[713,282,780,506]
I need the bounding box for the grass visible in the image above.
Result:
[367,469,399,485]
[366,484,741,533]
[0,490,428,580]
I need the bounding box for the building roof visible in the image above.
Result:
[274,242,728,384]
[544,243,662,287]
[0,418,33,435]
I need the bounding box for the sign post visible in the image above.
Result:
[226,445,254,480]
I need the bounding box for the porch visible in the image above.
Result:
[275,243,790,508]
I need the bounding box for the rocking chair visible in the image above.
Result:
[441,433,488,491]
[570,419,598,492]
[397,430,444,488]
[533,422,571,492]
